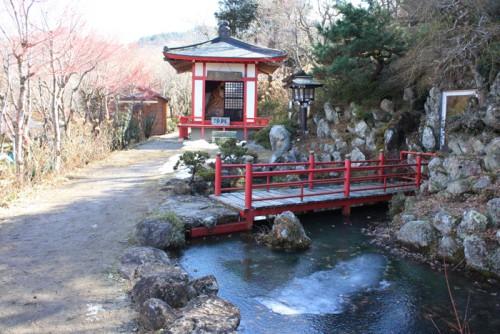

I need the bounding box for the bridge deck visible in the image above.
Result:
[190,151,435,237]
[210,182,417,214]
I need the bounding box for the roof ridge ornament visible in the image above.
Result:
[218,20,231,38]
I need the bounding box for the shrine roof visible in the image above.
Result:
[163,21,286,74]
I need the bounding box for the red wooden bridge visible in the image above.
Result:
[190,151,436,237]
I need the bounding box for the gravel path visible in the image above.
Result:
[0,134,215,334]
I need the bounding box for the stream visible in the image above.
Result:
[178,205,500,333]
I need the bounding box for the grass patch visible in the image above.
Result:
[147,210,186,248]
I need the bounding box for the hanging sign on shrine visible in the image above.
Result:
[207,71,242,80]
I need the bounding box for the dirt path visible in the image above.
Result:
[0,134,216,334]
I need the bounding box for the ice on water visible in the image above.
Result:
[257,253,388,315]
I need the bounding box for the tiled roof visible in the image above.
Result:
[119,88,169,102]
[164,37,285,59]
[163,21,286,74]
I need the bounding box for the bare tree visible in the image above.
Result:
[253,0,315,70]
[0,41,13,154]
[37,11,117,171]
[0,0,47,176]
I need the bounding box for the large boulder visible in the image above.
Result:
[168,295,240,334]
[442,156,483,180]
[432,209,459,235]
[457,209,490,239]
[484,138,500,172]
[140,298,177,331]
[482,102,500,131]
[446,179,471,195]
[316,119,331,139]
[424,87,442,135]
[487,198,500,227]
[489,248,500,276]
[135,263,187,281]
[119,246,172,280]
[350,148,366,167]
[384,127,403,151]
[135,218,184,250]
[269,125,291,163]
[351,137,366,148]
[188,275,220,299]
[365,130,377,151]
[438,236,463,260]
[132,272,190,308]
[422,126,436,150]
[324,101,340,124]
[427,158,449,193]
[161,178,191,195]
[158,195,240,229]
[396,220,438,248]
[354,120,370,139]
[463,235,490,272]
[481,73,500,130]
[428,157,445,176]
[336,139,349,153]
[256,211,312,250]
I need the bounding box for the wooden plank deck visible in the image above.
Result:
[209,182,417,214]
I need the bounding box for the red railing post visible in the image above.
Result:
[244,156,254,210]
[214,152,222,196]
[344,154,351,198]
[378,149,385,184]
[415,152,422,188]
[308,151,315,190]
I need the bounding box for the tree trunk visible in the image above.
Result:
[0,68,11,154]
[471,63,487,107]
[52,80,62,172]
[14,72,27,177]
[371,59,384,81]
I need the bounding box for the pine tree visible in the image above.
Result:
[313,1,407,102]
[215,0,258,38]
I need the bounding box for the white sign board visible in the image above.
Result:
[440,89,477,148]
[211,117,230,126]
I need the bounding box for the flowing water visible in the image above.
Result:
[178,205,500,333]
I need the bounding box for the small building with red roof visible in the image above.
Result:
[163,20,286,140]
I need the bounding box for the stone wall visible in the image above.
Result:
[390,74,499,277]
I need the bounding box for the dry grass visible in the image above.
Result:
[0,121,115,207]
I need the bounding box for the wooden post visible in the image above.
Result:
[244,156,254,210]
[215,152,222,196]
[344,154,351,198]
[415,152,422,188]
[308,151,315,190]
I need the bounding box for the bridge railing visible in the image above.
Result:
[214,151,436,209]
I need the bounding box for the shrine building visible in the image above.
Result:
[163,21,286,141]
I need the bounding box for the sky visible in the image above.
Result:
[74,0,363,44]
[76,0,219,43]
